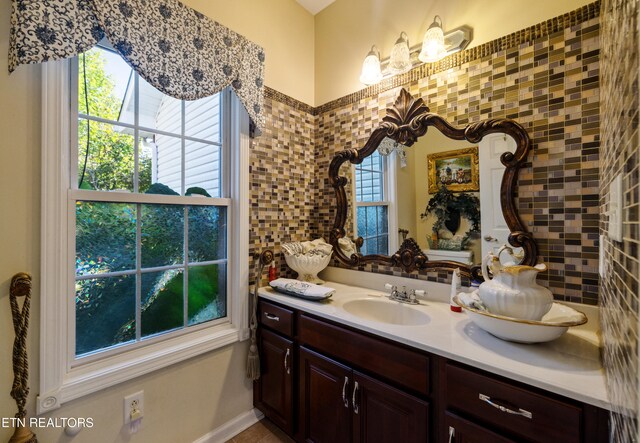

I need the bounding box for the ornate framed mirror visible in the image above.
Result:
[328,88,536,280]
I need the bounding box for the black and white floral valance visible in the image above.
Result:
[9,0,266,131]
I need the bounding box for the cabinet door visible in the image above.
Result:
[299,347,352,443]
[445,411,516,443]
[352,371,429,443]
[255,328,294,434]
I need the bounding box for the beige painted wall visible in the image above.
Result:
[314,0,594,105]
[0,1,312,441]
[186,0,315,104]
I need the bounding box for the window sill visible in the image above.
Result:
[37,324,246,414]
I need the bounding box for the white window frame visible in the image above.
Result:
[352,152,398,255]
[38,59,249,414]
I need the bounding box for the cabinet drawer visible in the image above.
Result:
[299,314,429,395]
[445,363,582,443]
[258,300,294,337]
[445,411,516,443]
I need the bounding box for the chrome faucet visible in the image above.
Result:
[384,284,424,305]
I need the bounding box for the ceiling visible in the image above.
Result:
[295,0,336,15]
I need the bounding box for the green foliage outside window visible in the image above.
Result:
[77,49,151,191]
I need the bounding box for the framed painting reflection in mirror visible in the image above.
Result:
[427,147,479,193]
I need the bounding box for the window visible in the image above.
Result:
[39,43,249,412]
[74,44,228,358]
[354,151,390,255]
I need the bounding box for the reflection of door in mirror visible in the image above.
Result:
[351,150,397,255]
[478,134,522,261]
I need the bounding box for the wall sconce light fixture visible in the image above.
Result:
[388,32,412,75]
[358,17,472,86]
[359,45,383,85]
[418,16,446,63]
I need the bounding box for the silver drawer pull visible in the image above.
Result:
[352,381,359,414]
[479,393,532,419]
[264,313,280,321]
[341,376,349,408]
[283,348,290,374]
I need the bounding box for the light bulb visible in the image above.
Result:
[388,32,412,75]
[359,46,383,85]
[419,16,446,63]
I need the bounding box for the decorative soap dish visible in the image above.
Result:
[453,295,587,343]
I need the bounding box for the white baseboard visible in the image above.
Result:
[193,408,264,443]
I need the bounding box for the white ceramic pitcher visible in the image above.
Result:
[479,252,553,321]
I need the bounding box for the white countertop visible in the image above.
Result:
[258,280,610,410]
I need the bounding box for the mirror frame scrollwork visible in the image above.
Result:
[328,88,536,280]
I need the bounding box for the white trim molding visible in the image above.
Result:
[193,409,264,443]
[38,61,250,414]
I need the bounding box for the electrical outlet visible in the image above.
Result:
[124,391,144,424]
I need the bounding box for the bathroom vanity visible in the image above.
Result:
[253,278,610,443]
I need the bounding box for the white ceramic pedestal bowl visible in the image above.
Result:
[284,253,332,284]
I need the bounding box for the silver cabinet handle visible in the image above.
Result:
[264,313,280,321]
[479,393,532,419]
[283,348,290,375]
[448,426,455,443]
[352,381,359,414]
[341,376,349,408]
[484,235,498,242]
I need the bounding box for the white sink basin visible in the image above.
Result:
[342,298,430,326]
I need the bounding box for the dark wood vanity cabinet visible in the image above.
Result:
[254,299,609,443]
[299,346,429,443]
[352,370,429,443]
[299,347,352,443]
[440,361,609,443]
[253,301,295,435]
[444,412,517,443]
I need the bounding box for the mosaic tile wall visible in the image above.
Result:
[249,94,316,286]
[312,4,601,304]
[599,0,640,440]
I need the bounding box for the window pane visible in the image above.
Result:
[185,142,222,197]
[138,136,154,193]
[379,235,389,255]
[185,94,221,143]
[378,206,389,233]
[79,46,133,124]
[75,274,135,356]
[188,206,227,262]
[76,202,136,275]
[78,120,135,191]
[141,204,184,268]
[188,263,227,325]
[145,133,183,195]
[357,206,366,237]
[139,76,182,135]
[141,269,184,337]
[366,207,378,237]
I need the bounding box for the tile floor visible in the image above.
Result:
[226,419,294,443]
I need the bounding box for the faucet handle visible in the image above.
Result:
[384,283,394,291]
[414,290,426,297]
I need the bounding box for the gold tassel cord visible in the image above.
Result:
[247,250,274,380]
[8,272,37,443]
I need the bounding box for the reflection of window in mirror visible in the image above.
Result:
[352,150,398,255]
